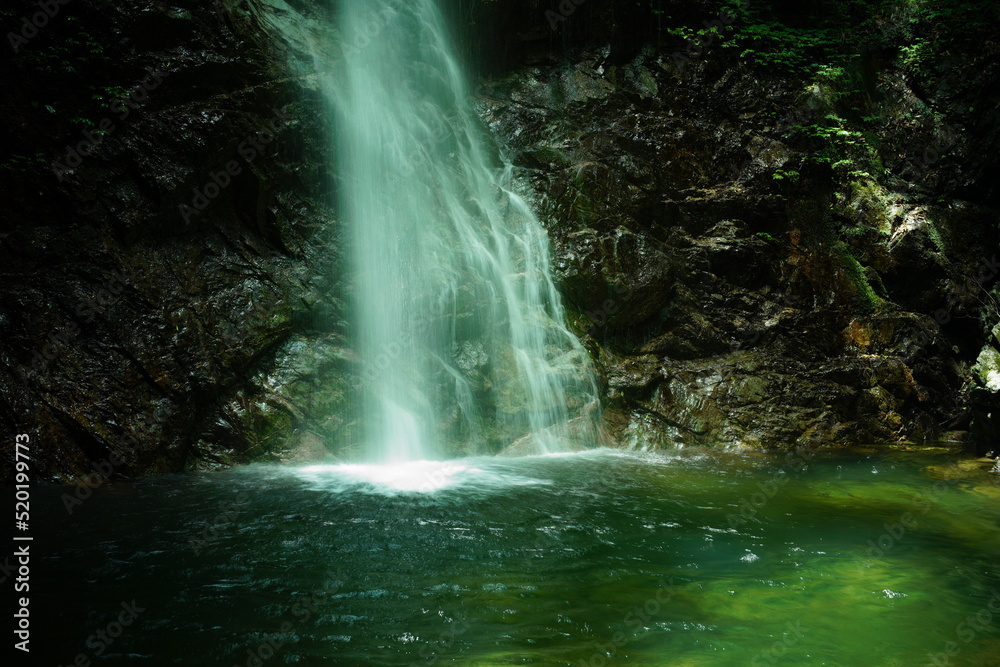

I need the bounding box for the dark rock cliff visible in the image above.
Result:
[2,0,998,483]
[0,0,351,482]
[477,0,1000,453]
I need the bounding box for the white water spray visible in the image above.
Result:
[333,0,598,462]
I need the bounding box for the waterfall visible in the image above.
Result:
[332,0,598,462]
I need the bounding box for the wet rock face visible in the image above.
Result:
[481,41,999,451]
[0,0,353,482]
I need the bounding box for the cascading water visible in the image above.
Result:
[332,0,599,462]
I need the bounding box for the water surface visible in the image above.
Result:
[31,447,1000,665]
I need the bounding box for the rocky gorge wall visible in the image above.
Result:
[0,0,352,482]
[2,0,998,483]
[477,2,1000,455]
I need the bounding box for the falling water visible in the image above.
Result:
[332,0,598,462]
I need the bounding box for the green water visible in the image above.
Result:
[29,448,1000,665]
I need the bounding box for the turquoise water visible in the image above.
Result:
[29,447,1000,665]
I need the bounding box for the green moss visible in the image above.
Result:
[924,220,947,256]
[835,241,885,313]
[836,179,896,234]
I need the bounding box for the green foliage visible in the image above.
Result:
[721,0,753,24]
[0,152,48,173]
[734,22,842,73]
[791,115,860,142]
[788,114,880,177]
[90,85,126,104]
[69,117,95,129]
[891,0,1000,98]
[16,23,111,74]
[899,42,932,71]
